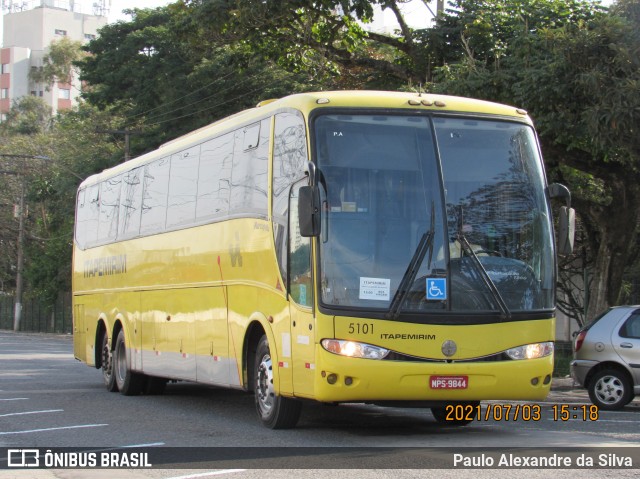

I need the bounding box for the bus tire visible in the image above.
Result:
[101,332,118,392]
[431,402,479,426]
[113,329,144,396]
[254,335,302,429]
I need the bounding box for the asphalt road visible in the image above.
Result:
[1,330,639,478]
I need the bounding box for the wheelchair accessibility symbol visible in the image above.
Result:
[426,278,447,300]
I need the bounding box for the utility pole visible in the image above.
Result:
[95,128,142,162]
[13,178,25,332]
[0,157,28,331]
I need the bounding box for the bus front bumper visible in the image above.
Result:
[312,350,554,403]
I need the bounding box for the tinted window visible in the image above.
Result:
[141,157,170,234]
[118,167,143,238]
[272,111,308,284]
[167,145,200,227]
[196,132,234,220]
[98,175,121,242]
[620,312,640,339]
[289,181,312,307]
[229,119,269,216]
[82,184,100,246]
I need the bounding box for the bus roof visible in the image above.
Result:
[79,90,532,188]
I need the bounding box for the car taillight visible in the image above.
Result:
[574,330,587,352]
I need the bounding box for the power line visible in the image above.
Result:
[124,70,239,124]
[129,69,267,127]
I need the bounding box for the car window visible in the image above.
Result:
[580,308,611,333]
[620,312,640,339]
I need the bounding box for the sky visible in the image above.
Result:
[107,0,174,23]
[0,1,173,46]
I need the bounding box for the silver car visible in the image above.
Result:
[571,306,640,410]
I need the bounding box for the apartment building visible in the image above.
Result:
[0,1,108,120]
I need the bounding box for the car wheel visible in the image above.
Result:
[588,368,632,411]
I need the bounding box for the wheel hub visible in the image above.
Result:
[256,354,275,416]
[596,375,623,404]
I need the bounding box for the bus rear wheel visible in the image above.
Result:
[113,329,145,396]
[101,332,118,392]
[254,335,302,429]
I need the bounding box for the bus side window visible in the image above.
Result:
[75,188,87,249]
[118,167,143,239]
[289,181,312,307]
[272,111,308,286]
[229,118,269,217]
[84,183,100,247]
[167,145,200,228]
[141,157,170,234]
[98,175,122,243]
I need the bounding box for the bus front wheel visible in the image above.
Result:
[254,335,302,429]
[113,329,145,396]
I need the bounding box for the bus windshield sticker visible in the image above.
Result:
[359,277,390,301]
[426,278,447,300]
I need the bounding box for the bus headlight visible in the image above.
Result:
[506,342,554,360]
[321,339,390,360]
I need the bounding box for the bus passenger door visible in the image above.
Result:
[289,183,315,398]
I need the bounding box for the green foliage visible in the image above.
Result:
[29,36,84,89]
[0,96,52,136]
[0,100,124,305]
[79,6,320,154]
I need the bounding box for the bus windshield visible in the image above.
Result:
[314,113,554,318]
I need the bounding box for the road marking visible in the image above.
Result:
[121,442,165,447]
[573,419,640,423]
[167,471,247,479]
[0,398,29,401]
[0,409,63,417]
[0,424,108,435]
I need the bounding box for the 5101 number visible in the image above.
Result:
[348,322,374,334]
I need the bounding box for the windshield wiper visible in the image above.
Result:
[386,230,434,320]
[456,207,511,319]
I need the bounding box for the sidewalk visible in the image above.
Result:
[551,376,578,391]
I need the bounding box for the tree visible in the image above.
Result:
[430,0,640,321]
[79,6,322,155]
[0,96,124,306]
[0,96,52,136]
[181,0,437,87]
[29,36,84,90]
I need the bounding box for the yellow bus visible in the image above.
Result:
[73,91,574,428]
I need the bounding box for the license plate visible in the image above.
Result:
[430,375,468,389]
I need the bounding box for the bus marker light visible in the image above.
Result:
[316,98,330,104]
[408,99,421,105]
